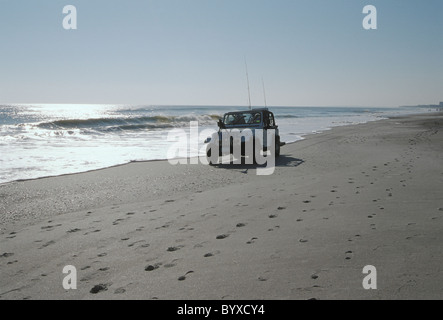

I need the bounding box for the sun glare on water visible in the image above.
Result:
[21,103,123,121]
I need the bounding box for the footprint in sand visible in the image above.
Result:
[90,284,110,294]
[84,229,101,235]
[246,237,258,244]
[178,271,194,281]
[216,234,230,240]
[167,246,183,252]
[268,214,278,219]
[38,241,55,249]
[114,288,126,294]
[128,240,146,248]
[236,223,247,228]
[193,241,208,249]
[145,264,160,272]
[112,218,126,226]
[347,234,361,242]
[6,232,17,239]
[41,224,62,231]
[163,258,180,268]
[204,251,220,258]
[345,251,353,260]
[67,228,81,233]
[137,243,151,250]
[162,263,175,268]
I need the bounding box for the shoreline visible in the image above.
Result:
[0,111,426,187]
[1,112,442,299]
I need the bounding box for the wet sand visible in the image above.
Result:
[1,113,442,300]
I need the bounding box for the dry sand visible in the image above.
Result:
[1,113,442,300]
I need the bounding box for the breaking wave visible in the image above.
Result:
[36,114,221,132]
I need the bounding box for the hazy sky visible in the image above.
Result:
[0,0,442,107]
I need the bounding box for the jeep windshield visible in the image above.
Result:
[223,111,262,127]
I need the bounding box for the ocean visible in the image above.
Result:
[0,104,435,184]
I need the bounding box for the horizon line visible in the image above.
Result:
[3,102,439,109]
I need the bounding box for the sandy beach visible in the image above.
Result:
[1,112,442,300]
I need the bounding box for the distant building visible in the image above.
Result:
[440,102,443,107]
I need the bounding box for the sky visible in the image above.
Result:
[0,0,442,107]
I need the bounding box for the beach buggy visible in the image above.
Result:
[204,108,284,164]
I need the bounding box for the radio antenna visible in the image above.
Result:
[262,77,267,108]
[244,58,252,110]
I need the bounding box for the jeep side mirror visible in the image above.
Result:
[217,119,225,129]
